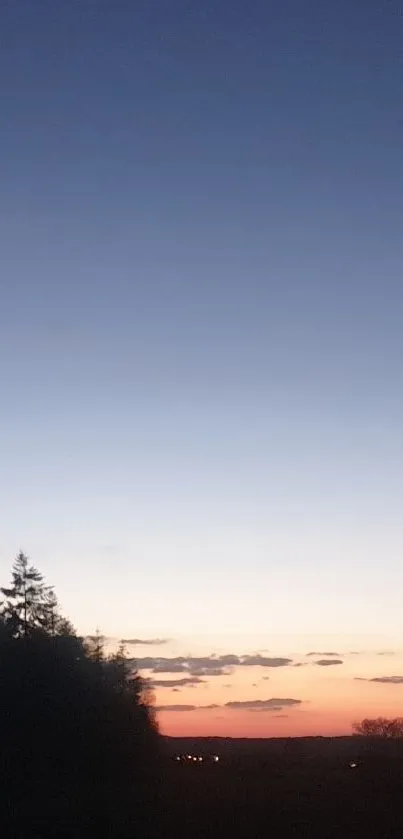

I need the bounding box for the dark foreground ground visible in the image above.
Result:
[156,737,403,838]
[4,736,403,837]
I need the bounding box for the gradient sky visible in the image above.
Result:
[1,0,402,736]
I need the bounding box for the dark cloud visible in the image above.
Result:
[273,714,289,718]
[355,675,403,684]
[262,676,270,681]
[148,677,204,688]
[133,656,187,673]
[377,651,395,656]
[293,662,307,668]
[154,703,220,712]
[172,688,180,692]
[225,698,302,711]
[306,651,341,657]
[188,655,239,676]
[133,652,292,676]
[214,655,240,666]
[155,705,196,712]
[190,666,229,677]
[190,655,237,668]
[240,655,292,668]
[122,638,168,646]
[133,655,231,676]
[315,659,344,667]
[153,696,302,714]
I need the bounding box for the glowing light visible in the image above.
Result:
[349,762,358,768]
[198,756,203,762]
[213,755,219,762]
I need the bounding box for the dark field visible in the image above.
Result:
[157,737,403,838]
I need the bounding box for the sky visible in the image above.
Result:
[1,0,402,737]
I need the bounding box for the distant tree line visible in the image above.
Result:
[0,552,161,838]
[353,717,403,738]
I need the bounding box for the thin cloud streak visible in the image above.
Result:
[355,675,403,684]
[148,677,204,688]
[226,698,302,711]
[121,638,169,646]
[240,655,292,668]
[154,697,303,713]
[315,659,344,667]
[155,705,196,712]
[155,703,220,712]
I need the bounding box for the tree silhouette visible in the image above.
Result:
[0,553,161,838]
[0,551,58,637]
[353,717,403,738]
[87,627,106,662]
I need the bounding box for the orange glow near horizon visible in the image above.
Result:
[157,711,350,739]
[147,647,403,738]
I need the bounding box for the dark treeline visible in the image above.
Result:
[0,553,162,839]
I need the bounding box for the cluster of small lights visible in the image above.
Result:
[174,754,220,764]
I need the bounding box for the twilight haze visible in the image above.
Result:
[1,1,402,737]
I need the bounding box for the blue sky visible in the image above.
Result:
[1,1,402,652]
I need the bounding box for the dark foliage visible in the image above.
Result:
[0,554,161,838]
[353,716,403,738]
